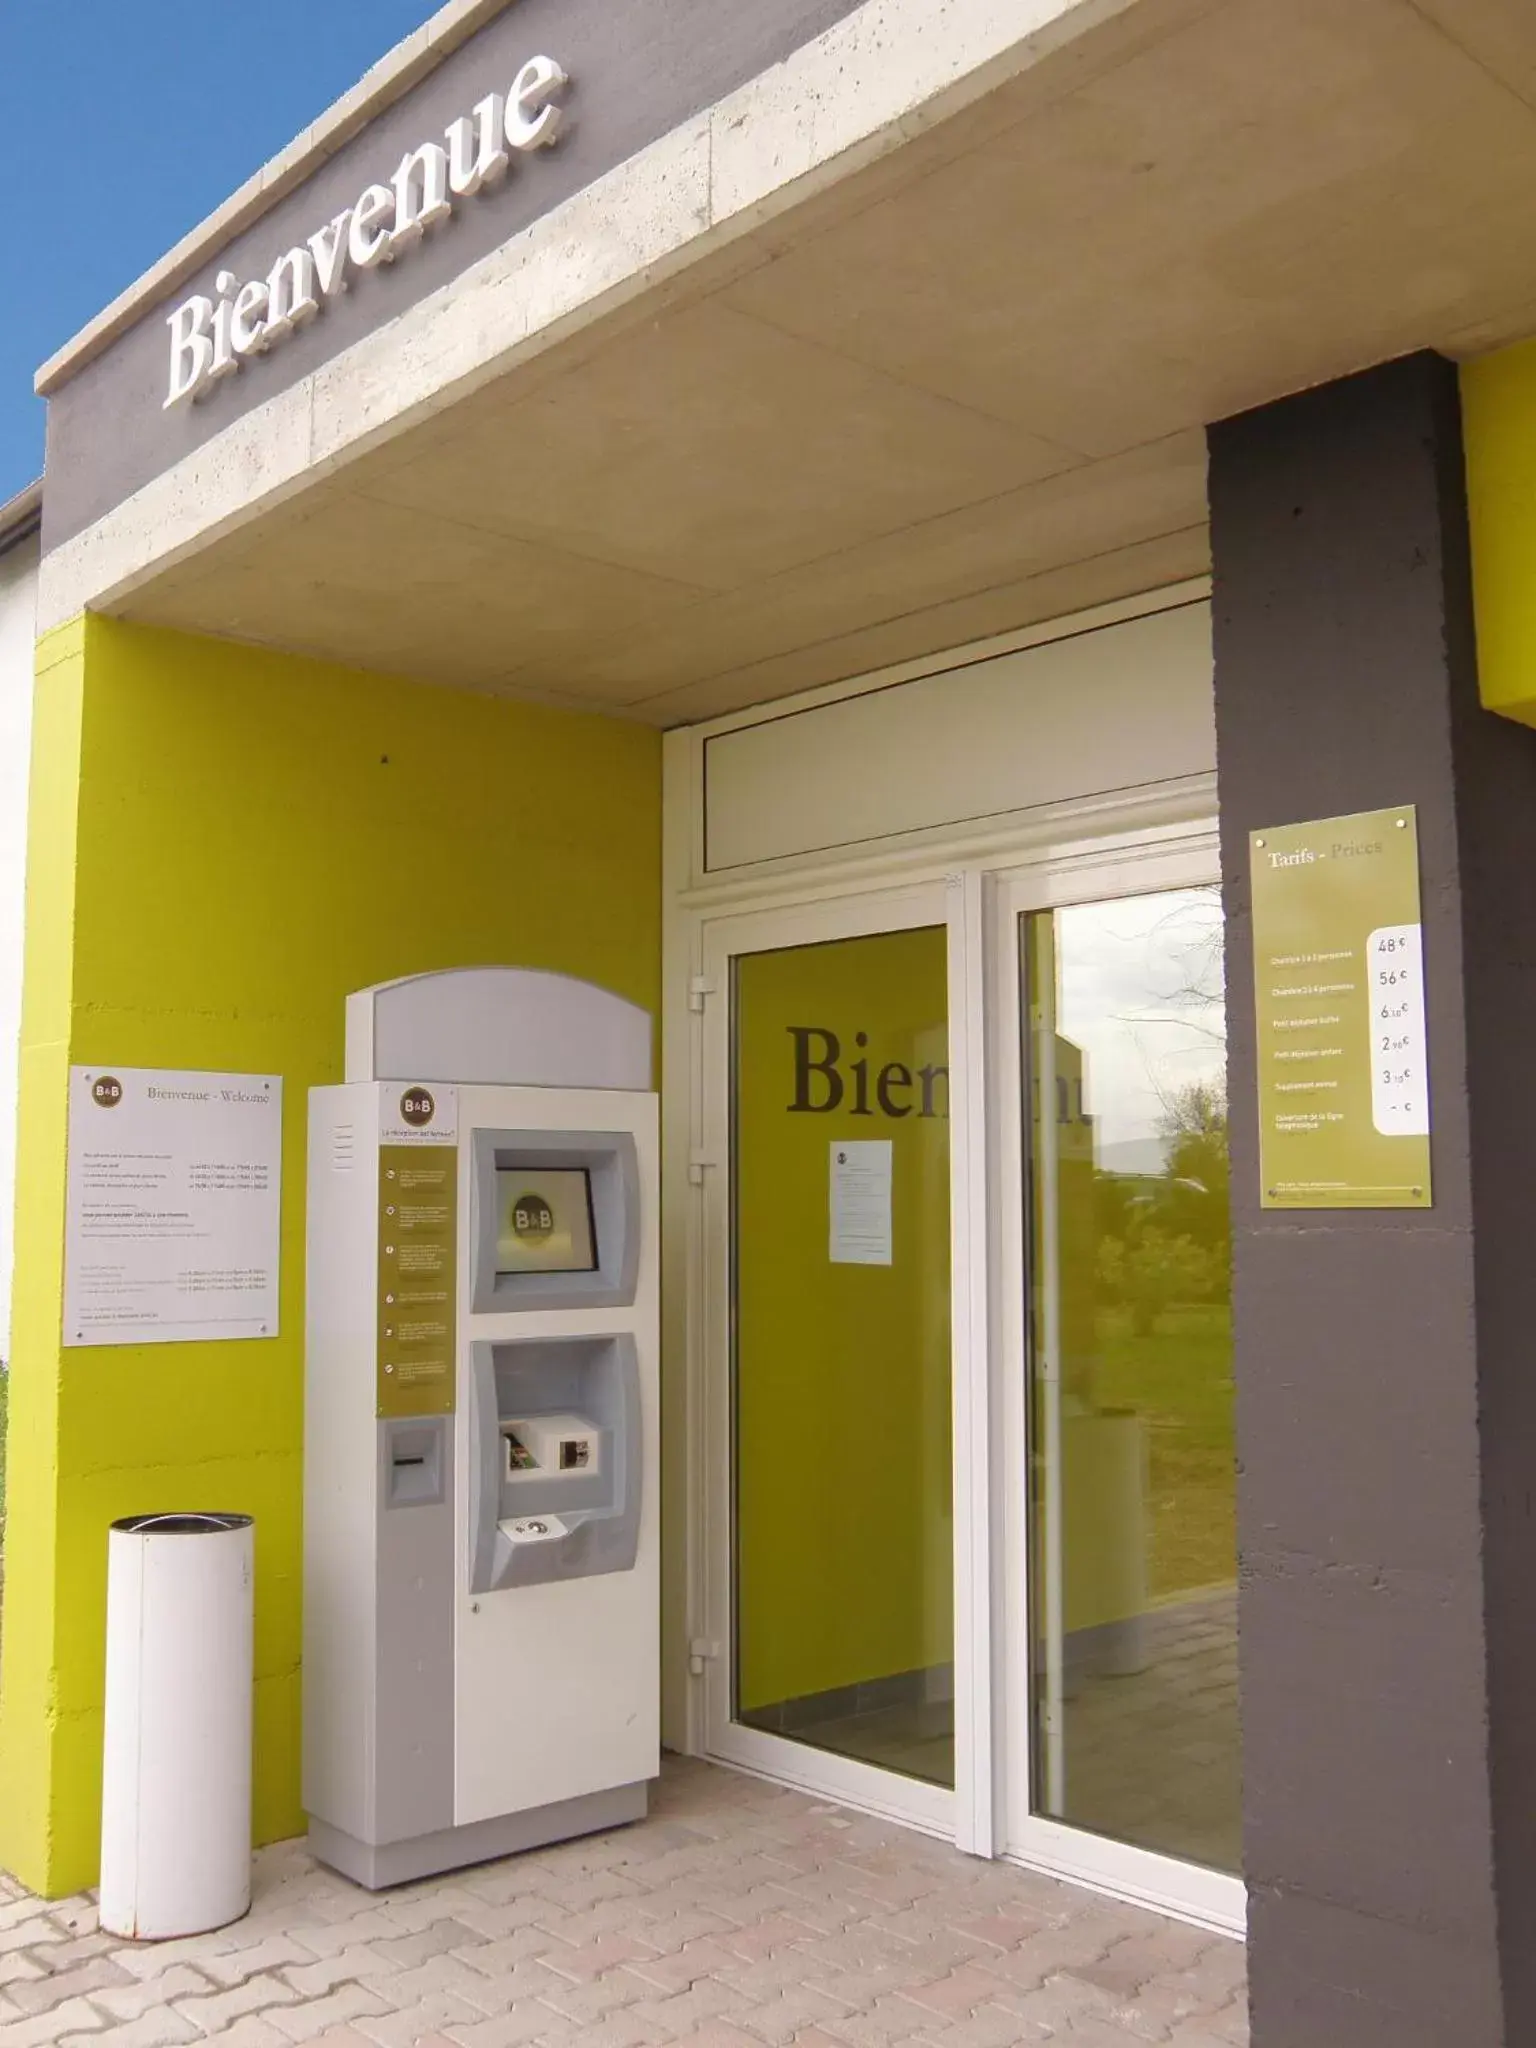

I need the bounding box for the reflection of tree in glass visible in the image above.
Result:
[1094,1079,1230,1336]
[1092,1073,1235,1599]
[1152,886,1226,1033]
[1158,1078,1230,1261]
[1108,885,1226,1062]
[1054,890,1236,1605]
[1097,1230,1220,1337]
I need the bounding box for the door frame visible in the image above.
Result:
[992,830,1246,1934]
[669,792,1245,1930]
[694,879,974,1842]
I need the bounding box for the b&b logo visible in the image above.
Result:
[91,1075,124,1109]
[399,1086,435,1129]
[510,1194,555,1244]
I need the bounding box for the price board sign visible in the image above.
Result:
[1251,806,1431,1209]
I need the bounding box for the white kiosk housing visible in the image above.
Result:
[304,968,658,1886]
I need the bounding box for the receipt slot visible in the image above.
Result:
[303,968,658,1887]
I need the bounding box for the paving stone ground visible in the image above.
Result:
[0,1755,1248,2048]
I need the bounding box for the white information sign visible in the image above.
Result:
[64,1066,282,1347]
[1368,923,1430,1136]
[829,1140,893,1266]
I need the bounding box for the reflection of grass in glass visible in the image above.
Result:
[1096,1305,1235,1600]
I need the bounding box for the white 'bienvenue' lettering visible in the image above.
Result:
[164,55,568,410]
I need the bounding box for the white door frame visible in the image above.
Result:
[695,879,977,1841]
[673,805,1245,1933]
[992,829,1246,1934]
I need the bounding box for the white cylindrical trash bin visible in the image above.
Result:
[100,1512,254,1940]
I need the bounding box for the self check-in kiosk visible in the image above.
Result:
[303,968,658,1886]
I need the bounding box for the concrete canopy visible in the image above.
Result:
[56,0,1536,723]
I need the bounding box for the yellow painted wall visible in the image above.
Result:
[734,926,951,1711]
[1462,340,1536,726]
[0,614,661,1896]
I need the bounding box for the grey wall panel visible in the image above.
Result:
[1210,351,1536,2045]
[702,598,1215,870]
[43,0,865,552]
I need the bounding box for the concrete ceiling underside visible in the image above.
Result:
[114,0,1536,726]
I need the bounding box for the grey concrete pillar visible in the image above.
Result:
[1209,352,1536,2047]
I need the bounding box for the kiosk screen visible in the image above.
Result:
[495,1169,597,1275]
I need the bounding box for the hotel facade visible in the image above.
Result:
[6,3,1536,2041]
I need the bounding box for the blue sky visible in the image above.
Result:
[0,1,440,504]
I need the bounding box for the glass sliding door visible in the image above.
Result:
[1023,887,1239,1877]
[731,924,955,1790]
[697,856,1238,1896]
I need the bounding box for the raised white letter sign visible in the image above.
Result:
[164,55,569,410]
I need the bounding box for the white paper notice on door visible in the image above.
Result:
[64,1066,283,1347]
[829,1140,893,1266]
